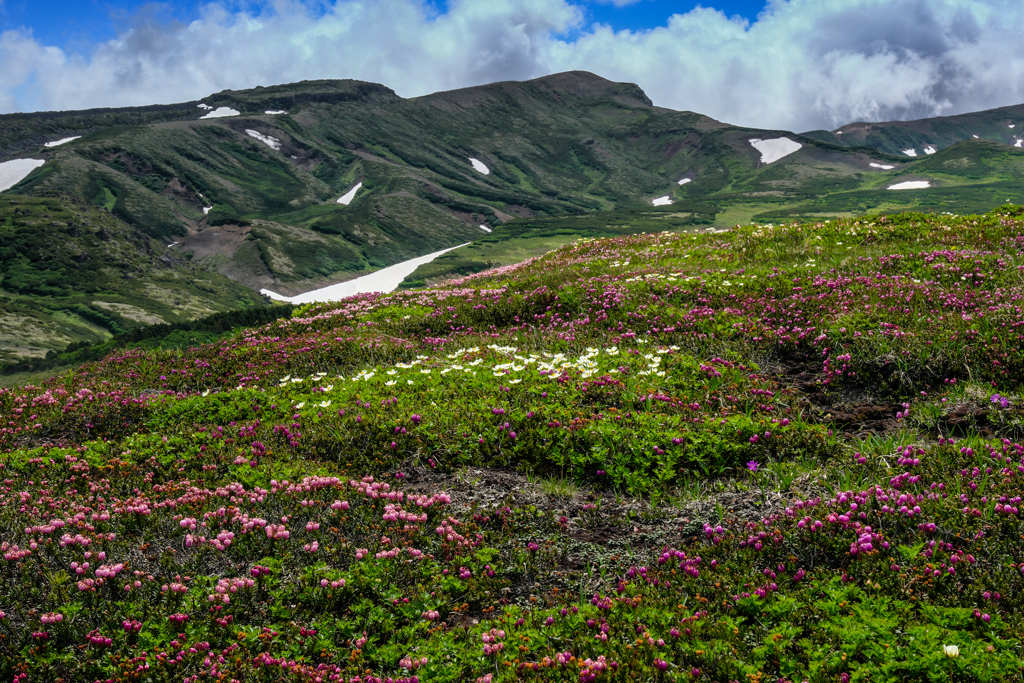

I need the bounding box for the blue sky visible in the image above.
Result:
[4,0,769,50]
[0,1,1021,132]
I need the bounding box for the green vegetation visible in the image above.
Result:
[0,194,270,363]
[2,206,1024,680]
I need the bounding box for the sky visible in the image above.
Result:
[1,0,1022,132]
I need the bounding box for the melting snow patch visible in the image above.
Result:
[337,182,362,205]
[261,243,470,304]
[749,137,802,164]
[869,163,895,170]
[245,129,281,151]
[652,196,673,206]
[974,135,980,138]
[265,110,287,115]
[468,158,490,174]
[1010,125,1016,129]
[203,206,213,215]
[44,136,81,148]
[677,178,692,185]
[0,158,45,193]
[479,225,492,233]
[200,107,240,119]
[1016,139,1023,149]
[197,104,212,110]
[888,181,931,190]
[903,149,918,157]
[167,242,179,248]
[924,146,937,155]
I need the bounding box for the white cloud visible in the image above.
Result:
[1,0,1023,132]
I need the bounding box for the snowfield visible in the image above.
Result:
[749,138,801,164]
[869,163,895,170]
[337,182,363,206]
[44,136,81,148]
[903,149,918,157]
[203,206,213,215]
[197,104,212,110]
[261,243,470,304]
[265,110,287,115]
[924,146,937,155]
[200,107,240,119]
[652,196,673,206]
[0,158,45,192]
[469,158,490,174]
[677,178,692,185]
[888,181,931,190]
[479,225,492,233]
[245,130,282,151]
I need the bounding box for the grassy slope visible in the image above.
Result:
[0,194,271,362]
[2,206,1024,680]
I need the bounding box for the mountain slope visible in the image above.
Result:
[1,72,1024,360]
[804,102,1024,157]
[0,72,915,293]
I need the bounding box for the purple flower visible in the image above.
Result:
[747,460,759,473]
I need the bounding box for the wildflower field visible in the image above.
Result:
[4,206,1024,681]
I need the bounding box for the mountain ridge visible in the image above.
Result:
[1,71,1023,360]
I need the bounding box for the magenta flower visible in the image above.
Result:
[747,460,759,473]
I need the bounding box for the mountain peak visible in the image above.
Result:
[416,70,652,111]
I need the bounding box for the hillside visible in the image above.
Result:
[2,72,1024,359]
[805,101,1024,156]
[2,206,1024,680]
[0,194,268,363]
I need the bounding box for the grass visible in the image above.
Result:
[5,204,1024,680]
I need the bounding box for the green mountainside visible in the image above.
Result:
[2,71,1024,360]
[0,195,267,362]
[805,101,1024,156]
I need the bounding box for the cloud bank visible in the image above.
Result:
[2,0,1024,131]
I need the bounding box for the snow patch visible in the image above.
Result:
[1010,125,1016,129]
[479,225,492,233]
[903,148,918,157]
[197,104,212,110]
[652,196,673,206]
[869,163,895,170]
[200,107,240,119]
[265,110,287,115]
[261,243,470,304]
[167,242,179,248]
[1016,139,1023,149]
[888,181,931,190]
[973,135,980,139]
[44,136,81,148]
[749,137,802,164]
[924,146,937,155]
[0,158,45,193]
[337,182,363,205]
[245,129,281,151]
[468,158,490,174]
[677,178,692,185]
[203,206,213,215]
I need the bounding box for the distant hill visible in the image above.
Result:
[1,71,1024,359]
[803,102,1024,157]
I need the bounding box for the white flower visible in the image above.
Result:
[943,645,959,658]
[319,400,331,408]
[407,380,415,385]
[387,369,397,376]
[295,402,305,409]
[323,385,333,392]
[385,380,396,386]
[201,389,210,397]
[509,378,522,384]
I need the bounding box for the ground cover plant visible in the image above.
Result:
[3,206,1024,680]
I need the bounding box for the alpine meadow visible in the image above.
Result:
[1,70,1024,682]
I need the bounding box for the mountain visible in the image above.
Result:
[2,71,1024,360]
[803,102,1024,156]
